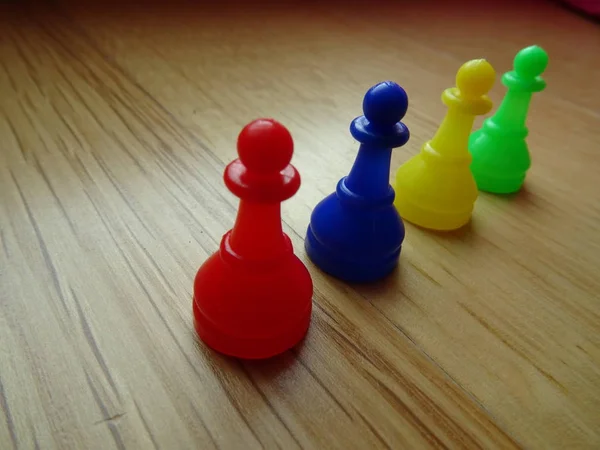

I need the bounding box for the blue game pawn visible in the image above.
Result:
[305,81,410,283]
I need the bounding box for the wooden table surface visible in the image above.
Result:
[1,0,599,448]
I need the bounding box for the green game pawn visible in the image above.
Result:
[469,45,549,194]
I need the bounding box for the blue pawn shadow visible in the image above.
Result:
[305,81,410,283]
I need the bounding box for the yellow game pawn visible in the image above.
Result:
[393,59,496,231]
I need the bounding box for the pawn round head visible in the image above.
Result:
[456,59,496,98]
[237,118,294,173]
[362,81,408,128]
[513,45,549,79]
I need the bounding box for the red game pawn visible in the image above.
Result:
[193,118,313,359]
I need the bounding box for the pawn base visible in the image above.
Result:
[305,227,401,283]
[394,196,472,231]
[468,126,530,195]
[193,233,313,359]
[473,172,526,195]
[305,185,404,284]
[193,299,311,360]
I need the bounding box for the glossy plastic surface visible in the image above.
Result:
[305,81,409,283]
[193,119,313,359]
[394,59,496,230]
[469,45,549,194]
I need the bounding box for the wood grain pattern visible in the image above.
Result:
[1,0,599,448]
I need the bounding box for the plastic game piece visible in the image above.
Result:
[393,59,496,231]
[469,45,549,194]
[193,118,313,359]
[305,81,410,283]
